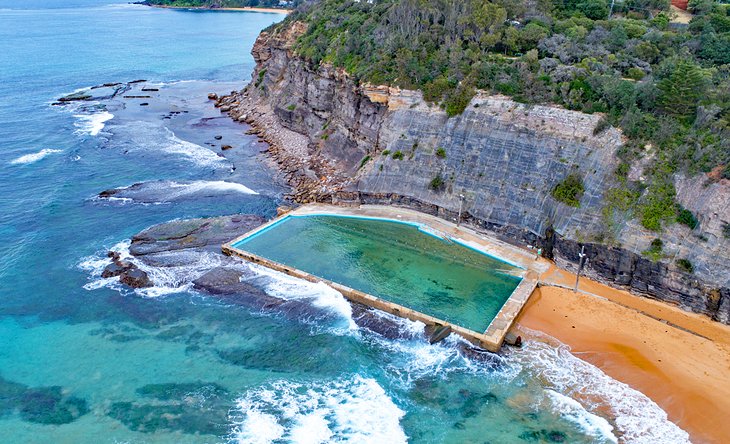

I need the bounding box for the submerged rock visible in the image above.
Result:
[19,387,89,425]
[0,376,89,425]
[108,381,231,435]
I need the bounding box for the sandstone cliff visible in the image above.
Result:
[218,22,730,324]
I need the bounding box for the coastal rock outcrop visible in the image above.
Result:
[219,21,730,324]
[112,215,501,359]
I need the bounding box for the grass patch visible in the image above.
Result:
[392,150,404,160]
[435,147,446,159]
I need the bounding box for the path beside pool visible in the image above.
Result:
[223,204,549,351]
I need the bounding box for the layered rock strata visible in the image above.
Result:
[215,22,730,324]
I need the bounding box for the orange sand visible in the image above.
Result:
[516,267,730,444]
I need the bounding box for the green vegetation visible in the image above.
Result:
[723,222,730,239]
[551,173,585,207]
[429,173,445,190]
[435,147,446,158]
[676,207,699,229]
[286,104,296,111]
[676,258,694,273]
[381,149,391,156]
[637,174,677,230]
[273,0,730,235]
[643,237,664,261]
[255,68,267,88]
[392,150,404,160]
[358,155,371,169]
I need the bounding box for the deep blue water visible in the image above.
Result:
[0,2,689,443]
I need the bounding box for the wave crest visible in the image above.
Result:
[230,376,407,444]
[10,149,63,165]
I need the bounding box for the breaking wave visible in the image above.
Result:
[230,376,407,444]
[9,149,63,165]
[74,110,114,136]
[163,128,228,168]
[506,337,690,444]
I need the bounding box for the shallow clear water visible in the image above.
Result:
[235,215,522,332]
[0,1,690,443]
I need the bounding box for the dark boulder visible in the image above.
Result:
[120,268,152,288]
[101,261,133,278]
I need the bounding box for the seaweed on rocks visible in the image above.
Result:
[0,375,90,425]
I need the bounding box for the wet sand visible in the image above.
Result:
[516,267,730,444]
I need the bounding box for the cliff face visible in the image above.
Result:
[220,22,730,324]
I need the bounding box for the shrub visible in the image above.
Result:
[676,258,694,273]
[643,238,663,261]
[638,177,677,231]
[626,67,645,80]
[286,104,296,111]
[381,149,390,156]
[551,174,585,207]
[358,155,371,170]
[429,174,445,191]
[676,208,699,229]
[254,68,267,87]
[444,83,475,117]
[392,150,404,160]
[435,147,446,158]
[593,117,611,135]
[723,223,730,239]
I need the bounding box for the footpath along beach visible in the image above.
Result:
[516,266,730,444]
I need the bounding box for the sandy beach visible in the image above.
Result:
[516,267,730,444]
[148,4,291,14]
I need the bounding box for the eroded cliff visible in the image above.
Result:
[217,22,730,324]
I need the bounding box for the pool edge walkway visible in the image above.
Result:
[222,204,546,352]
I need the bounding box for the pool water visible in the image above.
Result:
[234,215,523,332]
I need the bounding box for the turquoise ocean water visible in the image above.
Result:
[0,2,690,443]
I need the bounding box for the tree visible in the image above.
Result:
[657,60,707,119]
[578,0,609,20]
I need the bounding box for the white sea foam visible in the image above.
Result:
[248,263,357,331]
[230,376,407,444]
[507,338,691,444]
[163,128,228,168]
[545,390,617,443]
[165,180,258,197]
[78,241,232,297]
[74,110,114,136]
[9,149,63,165]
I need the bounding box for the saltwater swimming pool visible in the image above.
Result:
[232,215,523,332]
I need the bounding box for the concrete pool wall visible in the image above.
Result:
[222,204,543,352]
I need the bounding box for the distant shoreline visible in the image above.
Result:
[145,4,291,14]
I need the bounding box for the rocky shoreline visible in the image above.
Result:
[207,22,730,325]
[102,214,502,360]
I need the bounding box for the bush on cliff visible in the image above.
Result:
[552,174,585,207]
[275,0,729,235]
